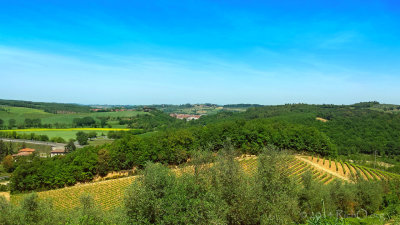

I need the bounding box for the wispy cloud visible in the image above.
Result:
[0,45,399,104]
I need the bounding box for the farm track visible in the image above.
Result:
[0,138,67,148]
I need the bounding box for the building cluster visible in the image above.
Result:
[169,113,202,121]
[12,147,66,158]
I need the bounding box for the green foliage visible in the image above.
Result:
[65,140,76,153]
[195,103,400,156]
[73,117,96,127]
[97,149,110,177]
[76,131,88,145]
[335,160,339,172]
[0,140,13,161]
[0,99,91,113]
[124,162,226,224]
[10,147,99,192]
[2,155,14,173]
[129,110,185,131]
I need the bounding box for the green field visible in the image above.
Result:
[0,106,148,127]
[1,128,132,140]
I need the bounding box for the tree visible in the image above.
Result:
[0,140,10,161]
[76,132,88,145]
[65,140,76,153]
[99,117,107,128]
[73,117,96,127]
[8,119,16,129]
[2,155,14,172]
[24,118,32,127]
[87,132,97,140]
[97,149,110,177]
[0,118,3,129]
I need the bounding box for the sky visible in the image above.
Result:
[0,0,399,105]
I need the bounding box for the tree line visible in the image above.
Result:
[192,103,400,156]
[0,99,91,113]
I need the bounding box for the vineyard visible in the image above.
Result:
[239,156,338,184]
[299,155,400,181]
[239,155,400,184]
[11,176,137,211]
[9,154,399,211]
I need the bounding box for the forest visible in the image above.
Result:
[0,99,91,114]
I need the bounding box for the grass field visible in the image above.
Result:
[0,106,148,127]
[0,128,132,140]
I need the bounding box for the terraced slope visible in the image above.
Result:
[300,156,400,181]
[11,176,137,211]
[11,154,397,211]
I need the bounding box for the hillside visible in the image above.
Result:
[0,99,91,114]
[0,105,148,129]
[10,153,384,211]
[193,102,400,156]
[3,152,397,225]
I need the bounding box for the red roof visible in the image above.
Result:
[12,152,33,157]
[19,148,35,153]
[51,149,66,153]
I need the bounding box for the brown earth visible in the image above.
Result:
[316,117,328,122]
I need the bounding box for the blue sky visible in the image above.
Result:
[0,0,399,105]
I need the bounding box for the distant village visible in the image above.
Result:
[169,113,202,121]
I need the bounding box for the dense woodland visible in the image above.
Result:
[192,102,400,156]
[0,99,91,113]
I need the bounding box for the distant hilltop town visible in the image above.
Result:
[169,113,202,121]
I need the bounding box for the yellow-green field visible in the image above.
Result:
[11,176,137,211]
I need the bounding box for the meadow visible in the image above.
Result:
[0,128,132,140]
[0,106,148,127]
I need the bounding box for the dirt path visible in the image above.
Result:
[0,138,66,148]
[296,156,350,182]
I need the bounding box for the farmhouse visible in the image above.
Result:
[12,148,35,157]
[51,147,66,157]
